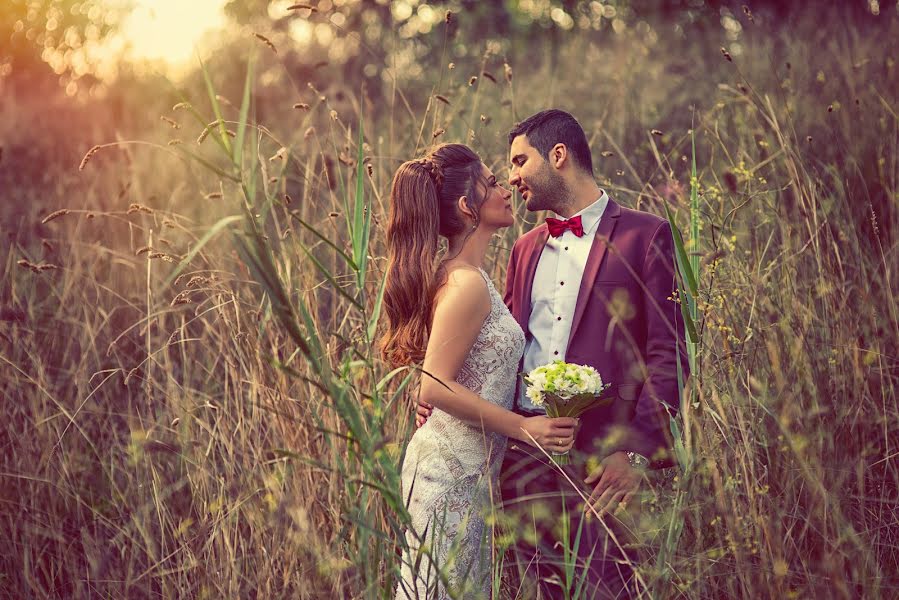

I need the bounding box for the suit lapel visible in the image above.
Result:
[567,199,621,351]
[517,225,549,330]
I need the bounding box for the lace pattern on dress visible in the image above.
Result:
[396,268,525,600]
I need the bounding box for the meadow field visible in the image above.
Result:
[1,2,897,598]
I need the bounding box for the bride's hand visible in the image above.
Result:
[519,416,579,453]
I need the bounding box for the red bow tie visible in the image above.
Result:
[546,215,584,238]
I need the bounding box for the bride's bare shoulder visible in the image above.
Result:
[433,264,489,309]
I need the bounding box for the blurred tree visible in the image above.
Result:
[0,0,131,90]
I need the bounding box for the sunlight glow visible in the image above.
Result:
[112,0,228,73]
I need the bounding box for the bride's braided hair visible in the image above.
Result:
[415,158,445,190]
[380,143,485,367]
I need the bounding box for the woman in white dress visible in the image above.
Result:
[380,144,579,599]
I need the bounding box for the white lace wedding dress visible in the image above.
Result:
[395,268,525,600]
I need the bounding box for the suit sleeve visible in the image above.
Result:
[623,222,688,467]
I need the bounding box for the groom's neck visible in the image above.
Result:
[555,178,603,218]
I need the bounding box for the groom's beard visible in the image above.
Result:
[526,168,571,214]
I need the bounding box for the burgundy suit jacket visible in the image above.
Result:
[504,199,688,467]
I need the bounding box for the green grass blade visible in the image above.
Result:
[288,213,357,269]
[164,214,243,287]
[173,146,241,183]
[367,269,387,342]
[197,54,232,157]
[353,116,371,291]
[664,204,698,297]
[234,53,255,168]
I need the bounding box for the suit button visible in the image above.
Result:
[560,281,564,286]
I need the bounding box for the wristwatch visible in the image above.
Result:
[626,451,650,470]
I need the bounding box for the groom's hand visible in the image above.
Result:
[584,451,642,517]
[415,399,433,428]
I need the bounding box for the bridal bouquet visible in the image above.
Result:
[523,360,612,464]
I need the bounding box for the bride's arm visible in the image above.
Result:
[419,269,577,449]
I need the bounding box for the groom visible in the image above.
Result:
[419,109,687,598]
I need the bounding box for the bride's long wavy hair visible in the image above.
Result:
[379,143,484,367]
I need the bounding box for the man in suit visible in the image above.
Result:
[418,109,687,598]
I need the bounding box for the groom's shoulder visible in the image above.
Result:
[616,202,668,230]
[512,222,548,248]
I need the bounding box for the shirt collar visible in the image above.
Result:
[562,190,608,236]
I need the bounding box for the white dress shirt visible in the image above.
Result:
[519,192,609,411]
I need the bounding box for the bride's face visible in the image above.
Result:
[473,163,514,231]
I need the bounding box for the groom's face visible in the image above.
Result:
[508,134,562,213]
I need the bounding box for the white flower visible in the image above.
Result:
[526,386,545,406]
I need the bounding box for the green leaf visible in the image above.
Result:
[165,215,243,287]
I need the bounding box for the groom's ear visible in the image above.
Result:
[550,143,568,169]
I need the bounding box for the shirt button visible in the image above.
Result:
[565,246,569,251]
[560,281,564,286]
[557,316,562,321]
[553,351,559,356]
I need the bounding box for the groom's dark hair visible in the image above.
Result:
[508,109,594,176]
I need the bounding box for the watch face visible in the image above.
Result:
[627,452,649,467]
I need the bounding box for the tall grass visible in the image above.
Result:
[1,7,897,599]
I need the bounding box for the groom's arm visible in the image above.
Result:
[624,221,688,467]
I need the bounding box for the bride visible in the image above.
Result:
[380,143,579,599]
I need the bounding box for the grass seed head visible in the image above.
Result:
[79,145,101,171]
[721,47,733,62]
[254,33,277,53]
[293,102,310,110]
[41,209,71,224]
[160,115,181,129]
[127,203,153,215]
[287,3,317,12]
[504,63,513,82]
[482,71,497,83]
[469,76,478,86]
